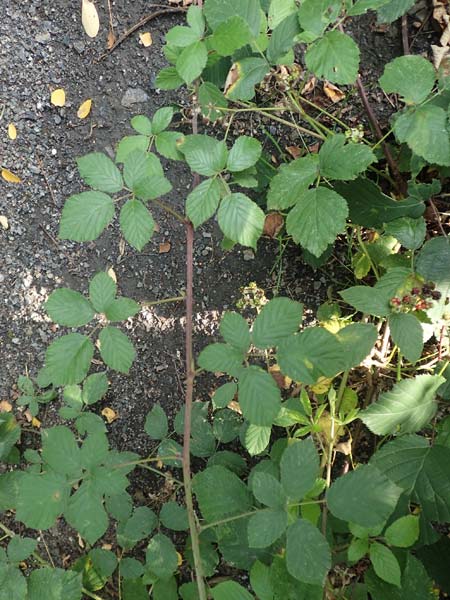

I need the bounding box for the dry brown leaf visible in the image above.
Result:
[263,212,284,238]
[309,142,320,154]
[32,417,41,428]
[154,221,160,233]
[51,88,66,107]
[24,409,33,423]
[0,215,9,230]
[224,63,239,95]
[107,267,117,282]
[77,533,85,549]
[303,76,317,95]
[101,406,118,423]
[159,242,171,253]
[77,98,92,119]
[323,81,345,103]
[432,44,450,69]
[8,123,17,140]
[81,0,100,38]
[335,440,352,456]
[106,29,116,49]
[227,400,242,414]
[286,145,302,159]
[102,543,112,550]
[0,400,12,412]
[139,32,153,47]
[269,365,292,390]
[1,168,21,184]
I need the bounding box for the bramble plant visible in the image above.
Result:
[2,0,450,599]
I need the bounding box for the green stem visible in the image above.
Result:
[152,198,186,223]
[82,589,105,600]
[141,294,185,307]
[356,227,380,280]
[335,371,349,414]
[397,349,402,382]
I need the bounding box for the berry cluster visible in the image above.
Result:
[390,283,441,313]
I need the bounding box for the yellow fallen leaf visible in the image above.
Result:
[1,168,21,183]
[32,417,41,428]
[82,0,100,38]
[8,123,17,140]
[101,407,118,423]
[77,98,92,119]
[0,215,9,230]
[107,267,117,282]
[0,400,12,412]
[176,551,183,567]
[139,32,153,47]
[51,88,66,107]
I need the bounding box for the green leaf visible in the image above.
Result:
[77,153,123,193]
[245,424,271,456]
[385,515,419,547]
[348,537,369,562]
[211,581,254,600]
[277,328,345,384]
[198,82,228,122]
[224,57,270,101]
[360,374,443,435]
[120,199,155,251]
[208,450,246,475]
[160,501,189,531]
[336,323,378,370]
[286,519,331,585]
[45,289,94,327]
[267,155,319,210]
[369,542,401,587]
[144,404,168,440]
[193,466,252,522]
[45,333,94,386]
[227,136,262,172]
[153,578,178,600]
[42,426,81,476]
[75,412,106,435]
[16,472,70,529]
[90,548,118,577]
[115,135,149,163]
[178,135,228,176]
[146,533,178,580]
[130,154,172,201]
[65,482,108,544]
[217,193,265,249]
[197,343,244,377]
[267,14,300,64]
[118,506,158,548]
[204,0,261,36]
[377,0,416,24]
[379,56,435,105]
[252,297,303,349]
[327,464,402,528]
[348,0,391,16]
[416,236,450,286]
[186,178,222,228]
[131,115,153,135]
[155,67,184,90]
[98,327,136,374]
[385,216,426,250]
[305,31,360,84]
[280,438,319,500]
[89,272,116,313]
[339,286,391,317]
[7,537,37,562]
[176,41,208,84]
[155,130,184,160]
[122,578,148,600]
[220,312,250,352]
[297,0,341,42]
[210,16,253,56]
[250,561,274,600]
[59,192,114,241]
[0,564,26,600]
[104,297,140,322]
[394,105,450,166]
[319,135,376,180]
[0,414,20,460]
[212,382,237,408]
[119,558,143,579]
[248,509,287,548]
[166,26,201,47]
[388,312,424,363]
[238,366,281,426]
[27,568,82,600]
[286,188,348,257]
[252,472,286,508]
[187,4,205,35]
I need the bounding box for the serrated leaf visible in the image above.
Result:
[166,25,200,47]
[218,193,265,249]
[118,506,158,548]
[82,372,109,405]
[119,199,155,251]
[89,272,117,313]
[176,41,208,84]
[193,466,252,522]
[360,374,442,435]
[286,187,348,257]
[250,561,273,600]
[370,542,401,587]
[251,472,286,508]
[59,191,114,241]
[178,135,228,176]
[225,57,270,101]
[197,343,244,377]
[388,312,424,363]
[115,135,149,163]
[155,66,184,90]
[385,515,419,547]
[267,13,300,63]
[146,534,178,580]
[267,155,319,210]
[211,581,254,600]
[384,216,426,250]
[319,135,376,180]
[377,0,416,24]
[327,464,402,528]
[156,130,184,160]
[227,136,262,172]
[65,481,108,544]
[27,567,82,600]
[16,472,70,529]
[286,519,331,585]
[348,537,369,562]
[151,106,174,135]
[248,509,287,548]
[160,501,189,531]
[416,236,450,286]
[212,381,237,408]
[145,404,168,440]
[238,366,281,426]
[297,0,341,42]
[305,30,360,84]
[41,426,81,476]
[339,285,391,317]
[336,322,378,369]
[204,0,261,36]
[131,115,152,135]
[7,537,37,563]
[348,0,391,16]
[77,153,123,193]
[245,424,271,456]
[198,82,228,122]
[220,311,250,352]
[280,438,319,500]
[379,55,435,105]
[186,177,222,227]
[45,289,95,327]
[104,297,140,322]
[98,327,136,374]
[252,297,303,349]
[45,333,94,386]
[210,16,253,56]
